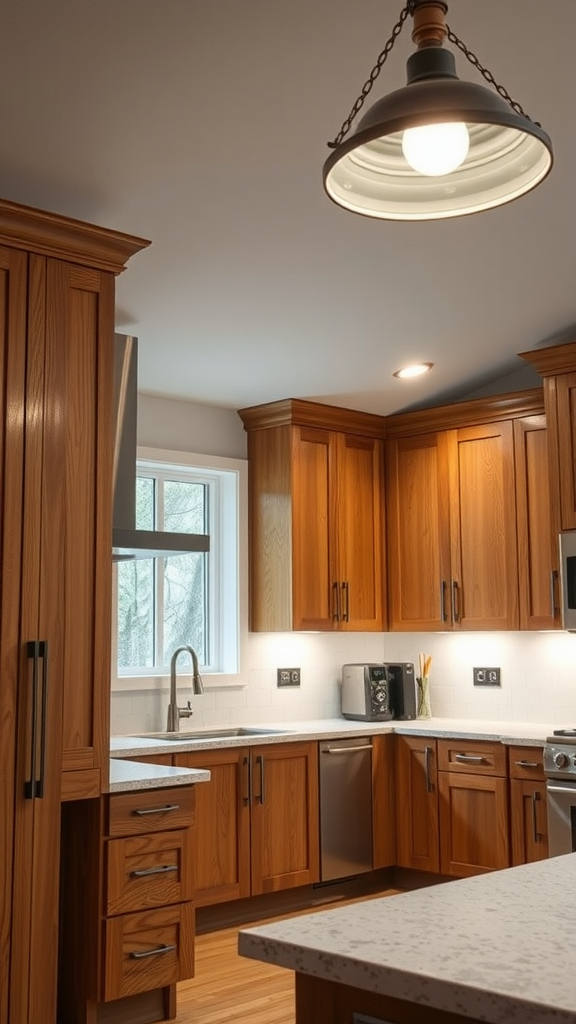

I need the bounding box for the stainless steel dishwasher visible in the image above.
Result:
[319,736,373,881]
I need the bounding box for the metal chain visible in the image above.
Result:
[446,23,540,125]
[327,3,540,150]
[327,1,417,149]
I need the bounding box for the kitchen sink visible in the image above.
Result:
[134,727,294,741]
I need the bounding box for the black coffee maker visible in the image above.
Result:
[384,662,417,720]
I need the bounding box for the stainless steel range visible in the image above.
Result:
[544,729,576,856]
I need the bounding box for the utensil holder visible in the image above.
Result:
[417,676,431,718]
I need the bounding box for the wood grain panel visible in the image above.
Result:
[514,415,560,629]
[510,778,549,865]
[437,739,507,776]
[103,902,195,1001]
[295,973,490,1024]
[337,433,385,630]
[386,433,451,630]
[250,742,319,895]
[0,244,27,1024]
[449,421,519,629]
[246,423,293,631]
[176,748,251,906]
[507,745,545,779]
[108,787,196,838]
[395,736,439,872]
[106,829,194,915]
[439,771,510,876]
[291,427,333,629]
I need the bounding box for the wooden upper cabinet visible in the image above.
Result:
[449,420,519,630]
[386,432,451,631]
[239,400,386,631]
[520,342,576,533]
[386,390,546,631]
[514,415,560,629]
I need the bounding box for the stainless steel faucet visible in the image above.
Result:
[166,645,204,732]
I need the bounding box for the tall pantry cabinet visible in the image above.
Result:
[0,199,148,1024]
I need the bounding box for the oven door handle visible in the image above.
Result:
[546,783,576,793]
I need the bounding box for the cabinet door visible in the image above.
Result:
[292,426,336,630]
[395,736,439,873]
[336,433,385,631]
[552,371,576,530]
[250,742,320,894]
[438,771,510,877]
[510,779,548,865]
[0,245,28,1024]
[448,421,519,630]
[514,416,560,629]
[177,748,251,906]
[386,433,451,630]
[48,260,113,797]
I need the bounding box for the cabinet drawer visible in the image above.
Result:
[106,829,194,915]
[102,902,195,1001]
[107,786,195,837]
[508,745,545,780]
[437,739,507,776]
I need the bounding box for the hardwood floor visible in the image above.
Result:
[175,890,398,1024]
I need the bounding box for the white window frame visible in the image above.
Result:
[111,446,248,693]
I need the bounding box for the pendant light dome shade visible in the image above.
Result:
[323,39,553,221]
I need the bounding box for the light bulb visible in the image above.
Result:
[402,121,470,176]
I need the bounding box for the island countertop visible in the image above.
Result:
[238,854,576,1024]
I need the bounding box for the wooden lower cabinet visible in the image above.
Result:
[508,745,549,864]
[58,785,196,1024]
[396,736,513,879]
[176,741,320,906]
[395,736,440,873]
[437,739,510,877]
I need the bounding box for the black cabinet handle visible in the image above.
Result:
[332,581,340,621]
[25,640,48,800]
[243,754,252,807]
[341,581,349,622]
[256,754,265,804]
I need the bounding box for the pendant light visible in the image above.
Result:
[323,0,553,221]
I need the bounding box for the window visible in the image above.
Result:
[116,448,246,682]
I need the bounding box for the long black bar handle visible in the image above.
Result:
[25,640,48,800]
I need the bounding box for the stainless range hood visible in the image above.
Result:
[113,334,210,561]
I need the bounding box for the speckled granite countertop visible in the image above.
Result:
[238,854,576,1024]
[110,716,556,758]
[108,757,210,793]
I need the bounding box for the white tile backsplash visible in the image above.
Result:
[110,629,576,735]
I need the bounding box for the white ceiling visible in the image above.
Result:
[1,0,574,416]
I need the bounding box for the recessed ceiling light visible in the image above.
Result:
[393,362,434,380]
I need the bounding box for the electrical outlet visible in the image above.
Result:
[277,667,301,687]
[473,667,501,686]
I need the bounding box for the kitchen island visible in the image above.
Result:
[238,853,576,1024]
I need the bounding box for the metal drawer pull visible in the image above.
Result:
[129,943,177,960]
[454,754,486,764]
[531,790,543,844]
[133,804,180,816]
[515,760,540,769]
[323,744,373,754]
[131,864,178,878]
